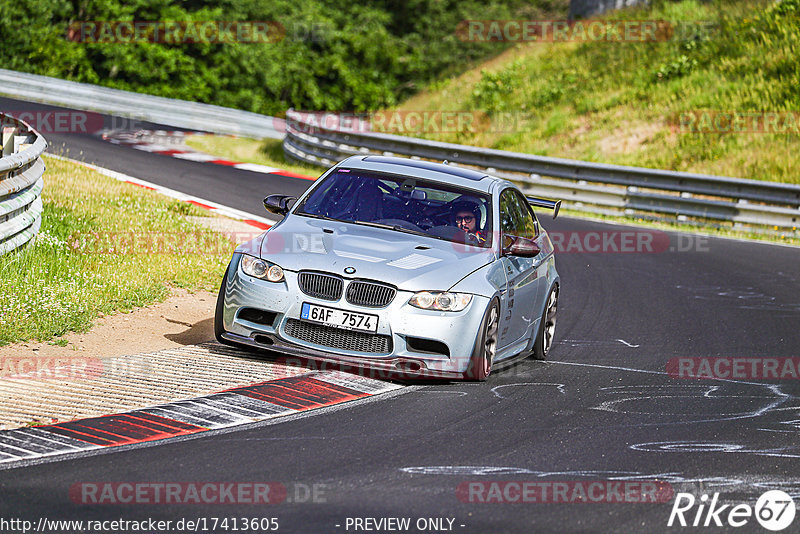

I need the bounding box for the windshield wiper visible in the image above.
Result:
[297,212,350,224]
[298,215,432,238]
[355,220,431,238]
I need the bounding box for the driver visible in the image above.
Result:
[451,200,485,244]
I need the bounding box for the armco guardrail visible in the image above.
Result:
[283,110,800,233]
[0,113,46,255]
[0,69,284,140]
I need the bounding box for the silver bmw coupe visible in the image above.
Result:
[215,155,560,380]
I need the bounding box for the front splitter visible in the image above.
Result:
[221,331,465,381]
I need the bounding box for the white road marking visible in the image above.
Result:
[491,382,565,399]
[233,163,280,174]
[172,152,218,162]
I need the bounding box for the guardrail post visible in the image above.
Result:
[2,126,16,157]
[14,134,29,153]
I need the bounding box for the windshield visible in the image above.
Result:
[294,169,493,247]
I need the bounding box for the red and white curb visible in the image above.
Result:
[102,130,315,181]
[45,153,276,231]
[0,370,402,466]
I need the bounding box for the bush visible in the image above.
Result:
[0,0,568,114]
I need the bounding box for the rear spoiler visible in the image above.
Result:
[527,196,561,220]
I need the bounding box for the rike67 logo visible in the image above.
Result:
[668,490,796,530]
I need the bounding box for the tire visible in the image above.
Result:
[214,263,237,347]
[532,285,558,360]
[464,299,500,381]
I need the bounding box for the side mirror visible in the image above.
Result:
[263,195,297,216]
[503,235,540,258]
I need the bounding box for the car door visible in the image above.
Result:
[497,188,545,351]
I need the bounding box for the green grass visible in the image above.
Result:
[0,156,234,345]
[184,136,323,178]
[395,0,800,184]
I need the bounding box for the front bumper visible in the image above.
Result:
[219,259,489,378]
[220,331,465,380]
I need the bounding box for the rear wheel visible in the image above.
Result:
[464,300,499,381]
[532,285,558,360]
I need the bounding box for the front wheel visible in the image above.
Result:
[214,263,238,347]
[532,285,558,360]
[464,300,499,381]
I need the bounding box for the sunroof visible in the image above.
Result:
[362,156,488,181]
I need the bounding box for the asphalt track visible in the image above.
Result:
[2,96,800,533]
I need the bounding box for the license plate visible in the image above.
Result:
[301,302,378,333]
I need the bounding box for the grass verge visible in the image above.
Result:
[185,136,322,178]
[0,156,234,345]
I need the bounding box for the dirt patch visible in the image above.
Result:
[597,121,663,155]
[0,287,218,360]
[565,116,593,146]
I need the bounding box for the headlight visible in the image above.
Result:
[409,291,472,312]
[241,255,284,282]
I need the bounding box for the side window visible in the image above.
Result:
[499,189,520,235]
[513,192,539,239]
[500,188,538,240]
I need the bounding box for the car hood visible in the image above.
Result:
[251,215,495,292]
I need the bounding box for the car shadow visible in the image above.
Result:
[196,340,541,386]
[163,317,215,345]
